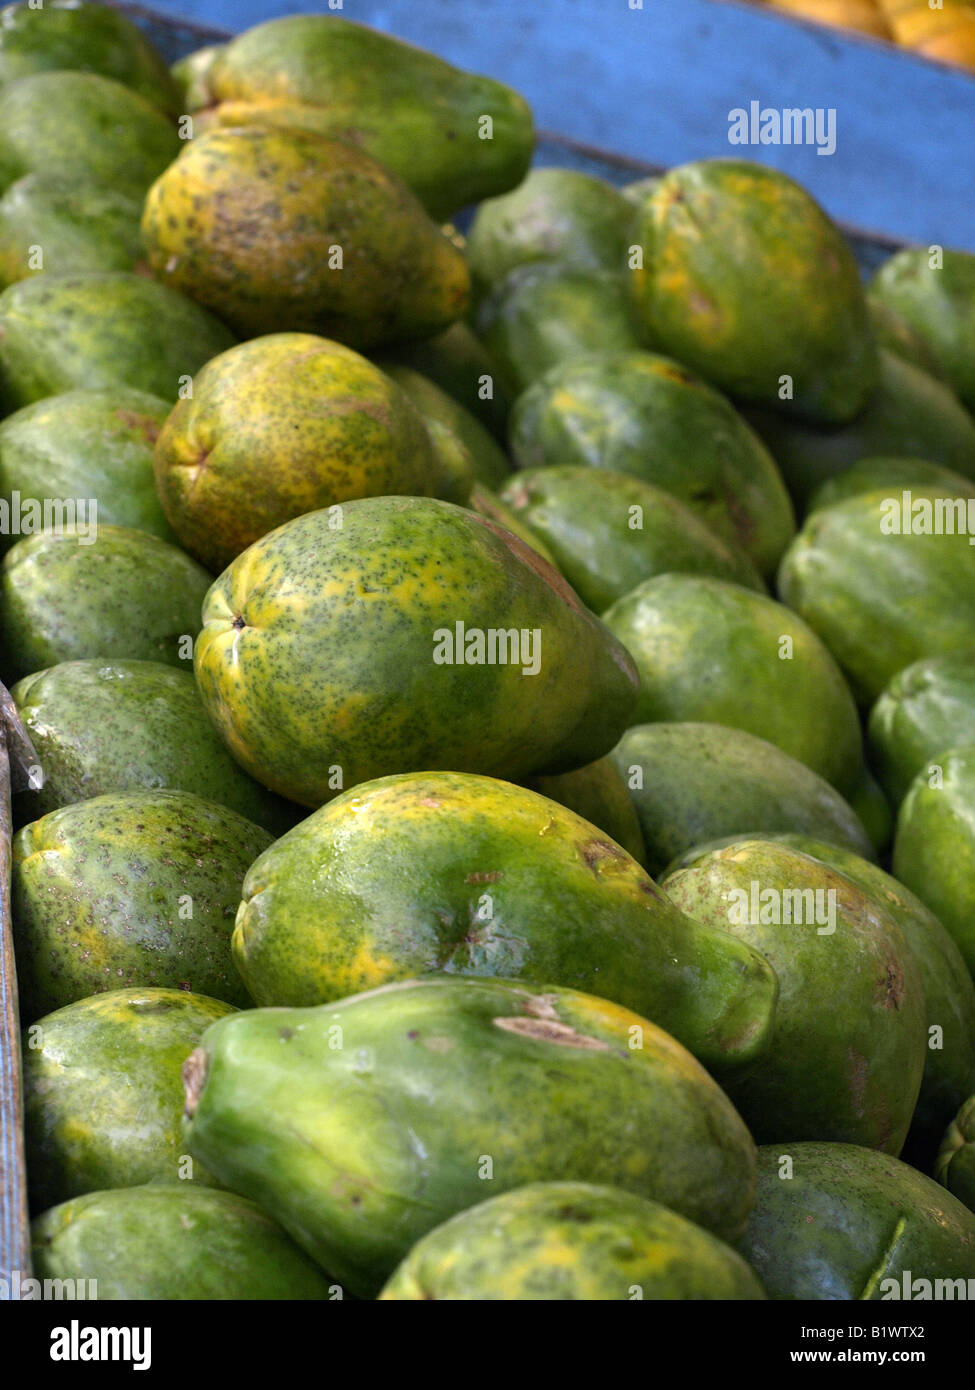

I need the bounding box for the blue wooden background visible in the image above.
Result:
[131,0,975,252]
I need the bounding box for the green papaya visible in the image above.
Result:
[748,351,975,512]
[153,334,443,573]
[0,272,237,410]
[464,484,557,567]
[194,497,639,808]
[0,388,174,552]
[735,1142,975,1299]
[172,44,224,111]
[182,977,758,1296]
[894,746,975,979]
[475,264,644,393]
[610,723,874,877]
[0,525,210,685]
[24,988,236,1209]
[380,361,511,494]
[777,486,975,705]
[380,1182,765,1301]
[0,71,179,196]
[845,763,893,856]
[233,771,776,1077]
[509,351,795,578]
[936,1096,975,1212]
[871,247,975,413]
[499,466,763,611]
[870,655,975,806]
[662,841,926,1153]
[621,176,661,206]
[868,297,946,381]
[203,14,533,222]
[10,660,299,836]
[524,757,646,866]
[808,455,975,514]
[11,789,272,1020]
[0,0,181,114]
[383,321,513,442]
[627,159,877,424]
[141,125,470,349]
[603,574,862,793]
[0,174,144,287]
[466,168,634,299]
[32,1186,337,1300]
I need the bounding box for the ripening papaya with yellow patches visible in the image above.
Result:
[764,0,892,39]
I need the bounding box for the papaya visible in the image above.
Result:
[32,1186,338,1300]
[0,272,236,411]
[202,14,533,222]
[509,352,795,578]
[610,723,874,877]
[465,168,634,299]
[23,988,235,1210]
[194,497,639,808]
[868,297,949,382]
[621,175,661,207]
[379,1182,765,1301]
[765,0,892,37]
[464,485,557,568]
[380,362,511,494]
[10,660,299,836]
[0,388,174,552]
[233,771,776,1078]
[11,789,272,1020]
[181,977,758,1296]
[870,655,975,805]
[475,264,644,393]
[383,321,513,443]
[808,455,975,514]
[141,125,469,349]
[845,763,893,856]
[0,524,211,685]
[777,486,975,705]
[936,1095,975,1212]
[894,746,975,978]
[627,159,878,424]
[748,351,975,512]
[602,574,863,794]
[523,757,646,866]
[735,1142,975,1299]
[871,247,975,414]
[171,44,224,111]
[0,174,144,287]
[153,335,443,574]
[878,0,975,72]
[0,0,181,114]
[0,72,180,197]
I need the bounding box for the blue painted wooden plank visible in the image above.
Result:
[135,0,975,252]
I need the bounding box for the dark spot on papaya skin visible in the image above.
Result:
[278,1026,294,1040]
[494,1015,611,1050]
[579,839,628,872]
[465,870,503,884]
[557,1206,594,1223]
[407,1030,419,1040]
[114,410,160,446]
[879,962,905,1010]
[232,615,246,631]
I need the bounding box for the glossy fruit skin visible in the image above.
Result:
[141,126,469,349]
[379,1182,766,1301]
[10,660,299,836]
[383,321,513,443]
[171,44,224,110]
[868,297,947,381]
[182,977,759,1297]
[0,71,179,196]
[870,655,975,806]
[894,746,975,979]
[871,247,975,414]
[0,525,211,685]
[464,485,557,568]
[748,351,975,513]
[0,0,181,114]
[204,14,533,222]
[380,362,511,495]
[0,272,236,410]
[194,497,639,808]
[0,387,174,552]
[0,174,144,287]
[602,573,862,794]
[735,1142,975,1300]
[936,1095,975,1213]
[778,486,975,706]
[32,1186,338,1300]
[524,756,646,866]
[499,466,763,612]
[476,265,644,394]
[11,789,272,1021]
[628,160,877,424]
[153,335,441,573]
[510,351,795,579]
[23,987,236,1210]
[663,841,926,1153]
[233,771,776,1078]
[610,722,874,878]
[808,455,975,515]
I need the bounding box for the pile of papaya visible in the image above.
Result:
[757,0,975,73]
[1,0,975,1303]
